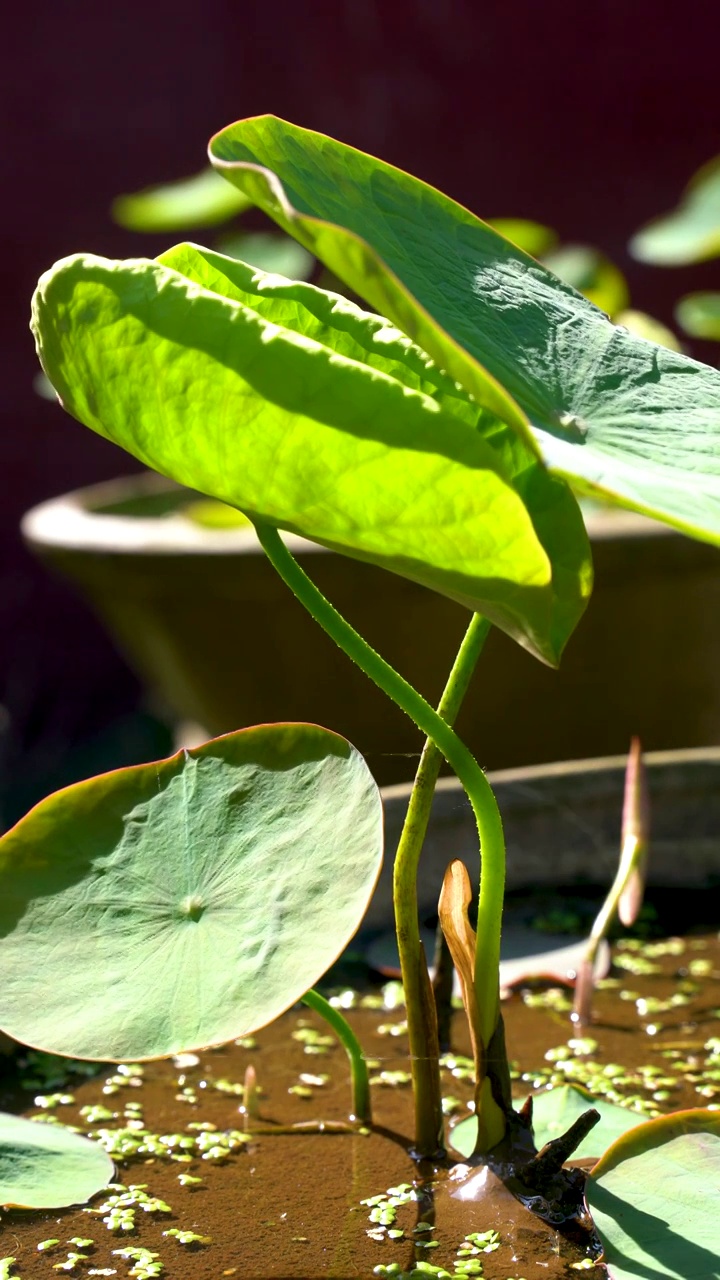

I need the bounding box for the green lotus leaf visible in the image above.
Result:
[541,244,629,317]
[630,157,720,265]
[487,218,557,258]
[32,245,591,665]
[676,292,720,341]
[0,724,383,1061]
[585,1109,720,1280]
[449,1084,647,1162]
[112,166,251,232]
[210,116,720,547]
[0,1111,113,1209]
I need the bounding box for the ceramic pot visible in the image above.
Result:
[22,473,720,784]
[368,745,720,935]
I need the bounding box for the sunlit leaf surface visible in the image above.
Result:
[0,724,382,1060]
[32,245,591,665]
[210,116,720,547]
[0,1111,113,1209]
[586,1109,720,1280]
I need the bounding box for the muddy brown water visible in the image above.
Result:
[1,933,719,1279]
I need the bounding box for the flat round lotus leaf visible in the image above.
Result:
[0,724,382,1060]
[0,1111,113,1208]
[586,1109,720,1280]
[450,1084,647,1161]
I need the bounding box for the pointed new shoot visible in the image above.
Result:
[618,736,649,927]
[573,738,650,1026]
[438,860,505,1151]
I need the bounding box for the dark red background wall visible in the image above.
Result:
[2,0,720,815]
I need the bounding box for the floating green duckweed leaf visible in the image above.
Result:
[585,1109,720,1280]
[449,1084,648,1161]
[630,157,720,265]
[31,244,590,666]
[676,292,720,341]
[0,1111,113,1208]
[0,724,382,1060]
[112,167,250,231]
[209,116,720,548]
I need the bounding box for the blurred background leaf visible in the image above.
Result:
[630,156,720,265]
[112,166,251,231]
[675,291,720,340]
[542,243,629,317]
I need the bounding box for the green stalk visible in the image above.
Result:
[392,613,490,1154]
[301,988,371,1125]
[256,523,506,1155]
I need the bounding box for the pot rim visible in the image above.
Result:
[22,472,672,558]
[382,744,720,802]
[21,471,323,558]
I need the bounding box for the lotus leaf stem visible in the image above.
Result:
[256,522,507,1156]
[301,988,371,1124]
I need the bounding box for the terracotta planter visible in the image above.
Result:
[22,472,720,784]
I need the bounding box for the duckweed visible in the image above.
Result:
[369,1070,413,1087]
[162,1229,211,1246]
[459,1230,500,1255]
[328,989,358,1010]
[613,953,662,976]
[361,1183,418,1242]
[34,1093,75,1109]
[376,1021,409,1038]
[439,1053,475,1082]
[520,987,572,1012]
[53,1254,88,1273]
[80,1106,117,1124]
[373,1265,452,1278]
[291,1024,335,1047]
[111,1245,163,1279]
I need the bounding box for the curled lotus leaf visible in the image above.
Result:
[31,244,591,666]
[210,116,720,549]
